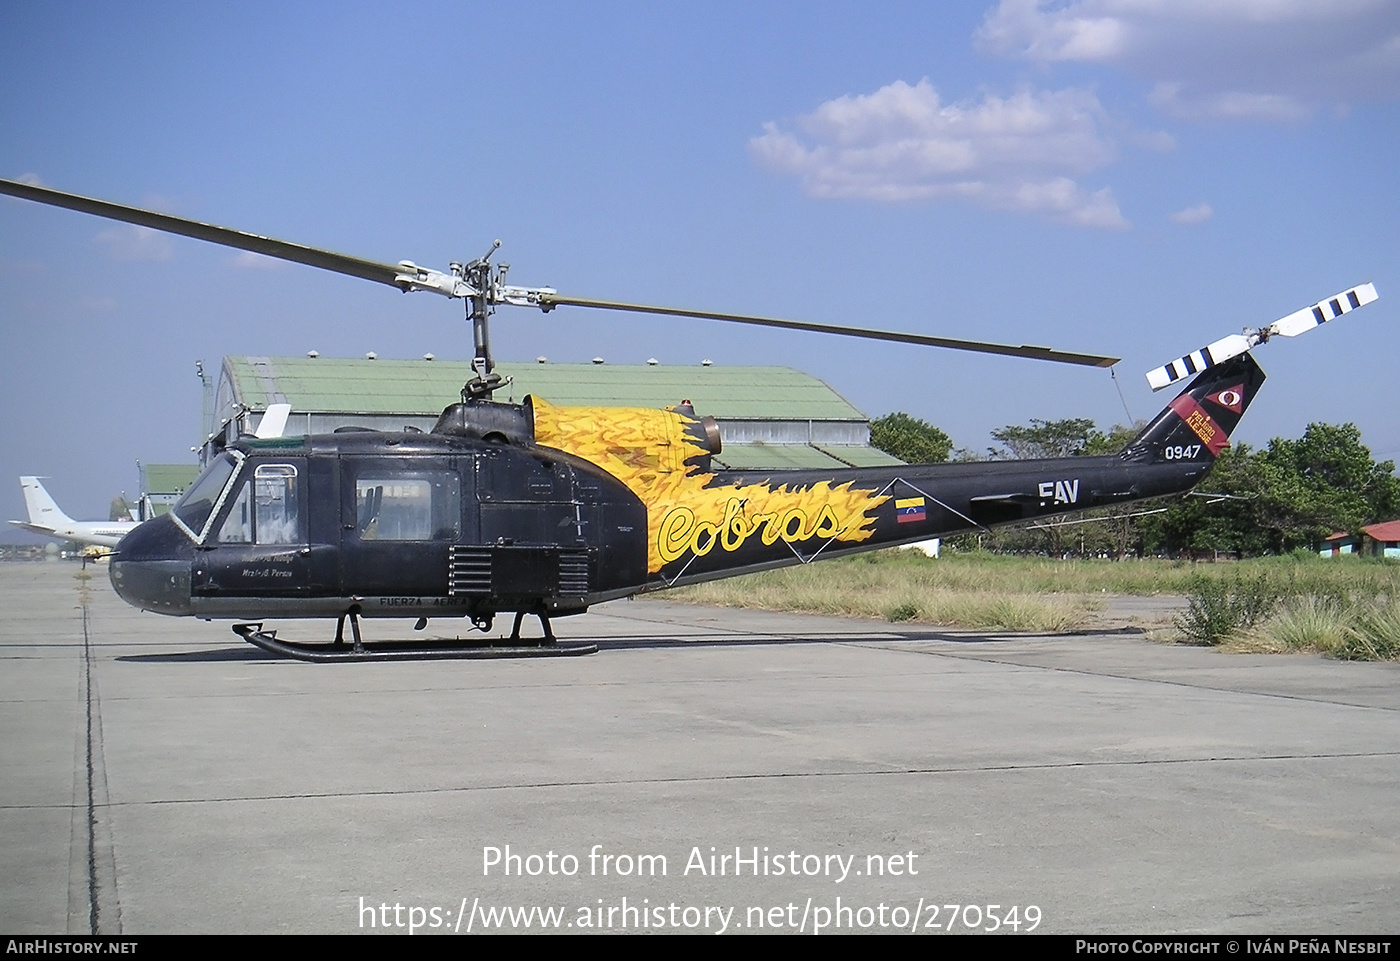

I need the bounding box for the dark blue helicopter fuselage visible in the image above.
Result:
[111,428,648,621]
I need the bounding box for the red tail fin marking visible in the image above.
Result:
[1168,394,1231,455]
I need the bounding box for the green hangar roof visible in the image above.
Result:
[139,463,200,495]
[220,356,867,420]
[214,356,902,470]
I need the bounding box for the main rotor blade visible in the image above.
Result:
[1,178,1122,368]
[0,178,407,289]
[540,294,1120,368]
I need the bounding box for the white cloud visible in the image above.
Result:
[976,0,1130,62]
[93,225,174,262]
[231,251,287,270]
[13,172,45,187]
[1170,202,1214,224]
[1127,128,1177,152]
[976,0,1400,122]
[751,80,1129,228]
[1149,84,1313,123]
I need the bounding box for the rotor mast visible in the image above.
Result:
[459,241,503,400]
[392,241,559,401]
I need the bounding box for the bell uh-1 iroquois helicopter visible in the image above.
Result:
[0,179,1380,661]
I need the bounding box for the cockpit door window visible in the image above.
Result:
[215,464,301,545]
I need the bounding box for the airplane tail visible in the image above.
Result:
[19,476,75,527]
[1122,352,1266,462]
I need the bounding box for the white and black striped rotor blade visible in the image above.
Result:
[1268,282,1377,338]
[1147,282,1379,392]
[1146,333,1254,392]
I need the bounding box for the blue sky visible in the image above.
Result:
[2,0,1398,527]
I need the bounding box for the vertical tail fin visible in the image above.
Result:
[1123,353,1266,462]
[19,477,75,526]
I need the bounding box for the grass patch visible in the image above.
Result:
[1333,601,1400,661]
[653,549,1398,647]
[1224,595,1400,660]
[669,549,1399,597]
[658,554,1097,631]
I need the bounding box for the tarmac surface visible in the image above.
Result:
[2,560,1398,936]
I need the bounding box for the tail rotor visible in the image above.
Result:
[1146,283,1378,392]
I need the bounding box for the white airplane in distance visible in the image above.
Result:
[9,477,139,549]
[7,405,292,551]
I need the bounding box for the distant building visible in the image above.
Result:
[1318,520,1400,559]
[209,355,903,471]
[137,463,201,519]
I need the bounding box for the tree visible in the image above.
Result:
[1141,423,1400,555]
[1138,445,1268,555]
[969,416,1142,555]
[1254,423,1400,552]
[988,418,1109,459]
[870,412,952,464]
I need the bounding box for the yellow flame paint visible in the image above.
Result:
[531,396,887,573]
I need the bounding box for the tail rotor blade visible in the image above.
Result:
[1268,283,1377,338]
[1147,282,1379,391]
[1146,333,1254,392]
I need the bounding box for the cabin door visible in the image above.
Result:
[339,457,471,597]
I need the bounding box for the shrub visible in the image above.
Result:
[1175,573,1281,645]
[884,602,919,622]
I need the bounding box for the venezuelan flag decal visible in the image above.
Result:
[895,497,927,523]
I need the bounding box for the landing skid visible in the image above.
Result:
[232,610,596,662]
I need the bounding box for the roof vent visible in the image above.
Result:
[307,350,319,358]
[423,353,435,361]
[536,356,548,364]
[647,357,659,365]
[701,358,713,367]
[592,357,605,365]
[365,351,377,360]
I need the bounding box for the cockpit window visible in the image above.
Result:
[218,482,253,543]
[171,453,241,543]
[215,465,301,545]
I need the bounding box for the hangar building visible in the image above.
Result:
[209,355,901,470]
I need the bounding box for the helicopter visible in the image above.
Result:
[0,178,1378,661]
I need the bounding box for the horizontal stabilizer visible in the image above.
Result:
[969,493,1040,506]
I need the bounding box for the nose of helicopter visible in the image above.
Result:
[109,514,194,616]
